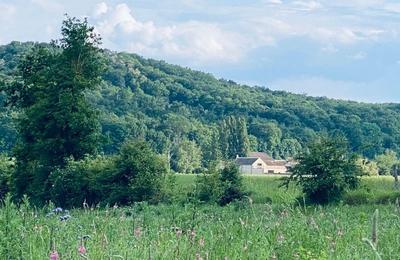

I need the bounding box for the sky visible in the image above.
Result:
[1,0,400,103]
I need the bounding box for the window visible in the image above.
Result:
[268,170,274,174]
[257,163,262,167]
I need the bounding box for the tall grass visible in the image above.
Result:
[1,176,400,258]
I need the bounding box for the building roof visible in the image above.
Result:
[248,152,272,162]
[235,157,259,166]
[264,160,287,166]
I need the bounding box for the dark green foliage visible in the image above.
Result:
[2,17,103,204]
[99,140,169,205]
[218,163,247,206]
[49,155,112,207]
[285,136,361,204]
[49,141,172,207]
[194,163,247,206]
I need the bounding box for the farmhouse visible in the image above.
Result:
[235,152,291,174]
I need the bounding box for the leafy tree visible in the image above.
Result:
[172,139,202,173]
[356,158,379,176]
[285,136,361,204]
[4,17,103,203]
[375,150,398,175]
[220,116,250,159]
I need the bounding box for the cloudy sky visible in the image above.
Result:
[1,0,400,102]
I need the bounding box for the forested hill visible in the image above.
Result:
[1,41,400,170]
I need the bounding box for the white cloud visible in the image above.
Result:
[264,0,283,4]
[93,2,108,17]
[350,51,367,60]
[321,44,338,53]
[94,3,248,63]
[292,1,322,11]
[0,3,16,21]
[383,3,400,13]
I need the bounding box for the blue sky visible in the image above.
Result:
[1,0,400,102]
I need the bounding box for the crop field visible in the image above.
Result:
[1,176,400,259]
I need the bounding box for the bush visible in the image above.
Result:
[99,140,170,205]
[193,163,247,206]
[285,136,361,204]
[48,140,173,208]
[0,155,14,200]
[49,155,113,207]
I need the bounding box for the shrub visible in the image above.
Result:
[193,163,247,206]
[99,140,170,205]
[218,163,247,206]
[49,155,113,207]
[285,136,361,204]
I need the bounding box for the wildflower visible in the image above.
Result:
[134,227,142,238]
[277,233,285,244]
[53,207,63,213]
[195,253,203,260]
[190,229,196,241]
[337,229,344,237]
[308,217,319,229]
[239,218,245,226]
[199,237,205,247]
[59,214,71,221]
[49,250,59,260]
[78,245,87,255]
[176,229,182,238]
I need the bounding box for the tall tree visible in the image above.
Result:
[5,17,103,203]
[219,116,250,159]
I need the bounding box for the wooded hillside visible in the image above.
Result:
[1,41,400,171]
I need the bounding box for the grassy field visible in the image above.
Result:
[1,175,400,259]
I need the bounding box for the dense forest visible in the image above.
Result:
[1,41,400,173]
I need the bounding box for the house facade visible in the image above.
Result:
[235,152,291,174]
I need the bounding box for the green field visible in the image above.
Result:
[1,175,400,259]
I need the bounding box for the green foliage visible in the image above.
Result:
[99,140,169,205]
[194,163,247,206]
[218,163,247,206]
[286,136,361,204]
[375,150,398,175]
[356,158,379,176]
[172,139,202,173]
[0,155,14,200]
[220,116,250,159]
[49,155,112,207]
[4,17,103,204]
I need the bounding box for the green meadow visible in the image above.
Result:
[1,175,400,259]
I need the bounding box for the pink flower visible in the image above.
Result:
[190,229,196,241]
[78,245,87,254]
[199,237,205,247]
[49,251,59,260]
[134,227,142,238]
